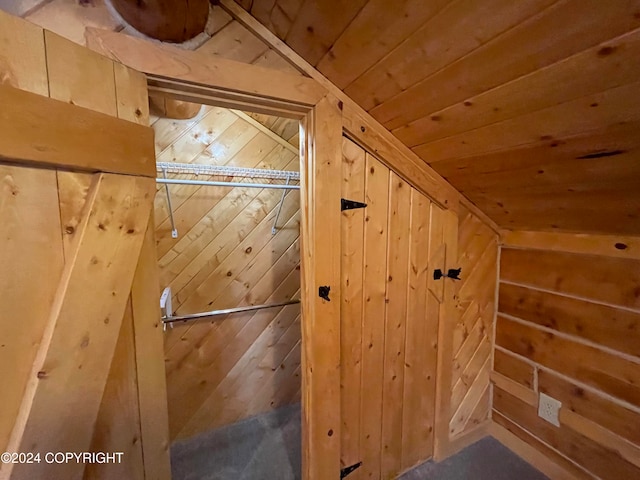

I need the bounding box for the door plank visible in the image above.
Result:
[3,173,154,480]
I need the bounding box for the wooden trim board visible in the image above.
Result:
[85,27,326,115]
[490,420,586,480]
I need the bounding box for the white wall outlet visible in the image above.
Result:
[538,392,562,427]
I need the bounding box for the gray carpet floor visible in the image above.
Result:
[171,404,548,480]
[171,403,302,480]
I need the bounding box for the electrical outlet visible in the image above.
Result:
[538,392,562,426]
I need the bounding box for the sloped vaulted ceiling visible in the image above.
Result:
[234,0,640,235]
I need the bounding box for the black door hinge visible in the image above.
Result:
[341,198,367,211]
[319,285,331,301]
[341,462,362,479]
[433,268,462,280]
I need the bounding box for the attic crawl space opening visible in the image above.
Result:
[151,94,303,475]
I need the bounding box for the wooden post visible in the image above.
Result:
[300,94,343,479]
[131,219,173,480]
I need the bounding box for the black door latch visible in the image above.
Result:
[341,462,362,478]
[433,268,462,280]
[319,285,331,301]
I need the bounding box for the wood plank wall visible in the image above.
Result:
[448,207,498,438]
[339,138,498,479]
[151,14,306,442]
[492,234,640,479]
[156,108,302,441]
[0,9,169,479]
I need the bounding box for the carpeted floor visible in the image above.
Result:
[171,403,548,480]
[171,403,302,480]
[398,436,548,480]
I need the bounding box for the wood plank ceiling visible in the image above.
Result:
[234,0,640,235]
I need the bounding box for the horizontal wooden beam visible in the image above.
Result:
[0,84,155,177]
[490,417,585,480]
[85,28,327,114]
[501,229,640,260]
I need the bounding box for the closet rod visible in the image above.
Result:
[162,299,301,324]
[157,178,300,190]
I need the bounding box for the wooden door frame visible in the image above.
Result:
[85,28,344,480]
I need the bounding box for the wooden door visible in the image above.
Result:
[339,137,456,479]
[0,10,170,480]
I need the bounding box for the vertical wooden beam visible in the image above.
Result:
[84,298,145,480]
[0,166,64,454]
[340,139,366,479]
[131,219,172,480]
[433,208,460,461]
[358,154,390,479]
[401,191,435,469]
[381,174,412,477]
[300,94,342,480]
[1,174,154,480]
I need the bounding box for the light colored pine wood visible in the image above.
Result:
[45,30,117,116]
[0,84,155,177]
[493,348,535,389]
[370,0,640,130]
[342,105,459,210]
[25,0,121,46]
[315,0,451,89]
[538,369,640,447]
[174,267,301,438]
[449,357,491,436]
[166,238,301,437]
[283,0,368,66]
[501,248,640,310]
[380,173,412,478]
[57,172,93,258]
[416,80,640,163]
[561,408,640,470]
[349,0,554,114]
[114,63,150,125]
[491,413,590,480]
[394,27,640,147]
[84,298,145,480]
[300,94,342,480]
[494,387,640,479]
[496,316,640,407]
[131,220,172,479]
[0,165,64,454]
[358,153,390,479]
[432,208,459,460]
[339,138,366,479]
[400,190,436,470]
[0,9,48,95]
[233,110,299,154]
[85,27,327,113]
[221,0,506,238]
[499,282,640,357]
[502,230,640,261]
[199,20,270,63]
[2,174,154,480]
[490,371,537,407]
